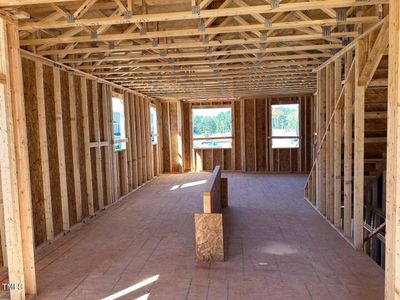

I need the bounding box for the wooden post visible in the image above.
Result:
[146,99,153,178]
[140,97,147,180]
[91,81,104,210]
[0,17,26,299]
[333,58,342,228]
[124,93,133,190]
[4,20,38,297]
[166,102,172,173]
[315,76,321,209]
[135,95,143,183]
[253,98,257,171]
[81,78,94,215]
[265,98,269,172]
[54,67,70,231]
[102,85,113,205]
[0,174,6,266]
[177,100,184,173]
[110,91,118,202]
[325,64,332,220]
[231,101,236,171]
[354,37,367,250]
[130,94,138,189]
[240,99,246,172]
[343,68,354,238]
[68,73,82,221]
[189,102,194,171]
[328,66,335,223]
[317,69,326,214]
[157,102,164,174]
[385,0,400,298]
[35,61,54,240]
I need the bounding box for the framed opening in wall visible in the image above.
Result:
[112,94,127,151]
[271,103,300,149]
[192,107,232,149]
[150,105,158,144]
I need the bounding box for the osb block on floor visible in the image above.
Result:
[194,213,224,262]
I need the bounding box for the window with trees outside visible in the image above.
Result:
[112,95,127,151]
[192,107,232,149]
[271,104,300,149]
[150,106,158,144]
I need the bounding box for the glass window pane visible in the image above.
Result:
[271,104,299,137]
[112,96,126,151]
[192,107,232,149]
[150,106,158,144]
[192,108,232,139]
[193,138,232,149]
[272,138,300,149]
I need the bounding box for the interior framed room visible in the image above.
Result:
[0,0,398,299]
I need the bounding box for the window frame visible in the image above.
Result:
[270,102,301,149]
[150,104,158,145]
[191,105,233,150]
[112,92,127,152]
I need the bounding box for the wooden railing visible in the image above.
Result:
[194,165,228,262]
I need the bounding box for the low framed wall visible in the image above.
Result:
[194,166,228,262]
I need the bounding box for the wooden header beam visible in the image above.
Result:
[18,0,388,31]
[20,16,380,46]
[1,0,78,7]
[38,32,358,57]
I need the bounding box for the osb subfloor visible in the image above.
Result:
[33,173,383,299]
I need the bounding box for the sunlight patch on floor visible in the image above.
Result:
[102,275,159,300]
[262,241,298,255]
[169,179,207,191]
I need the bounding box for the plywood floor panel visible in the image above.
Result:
[30,173,383,300]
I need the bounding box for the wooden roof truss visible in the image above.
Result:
[0,0,389,100]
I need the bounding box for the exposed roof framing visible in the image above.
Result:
[4,0,389,100]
